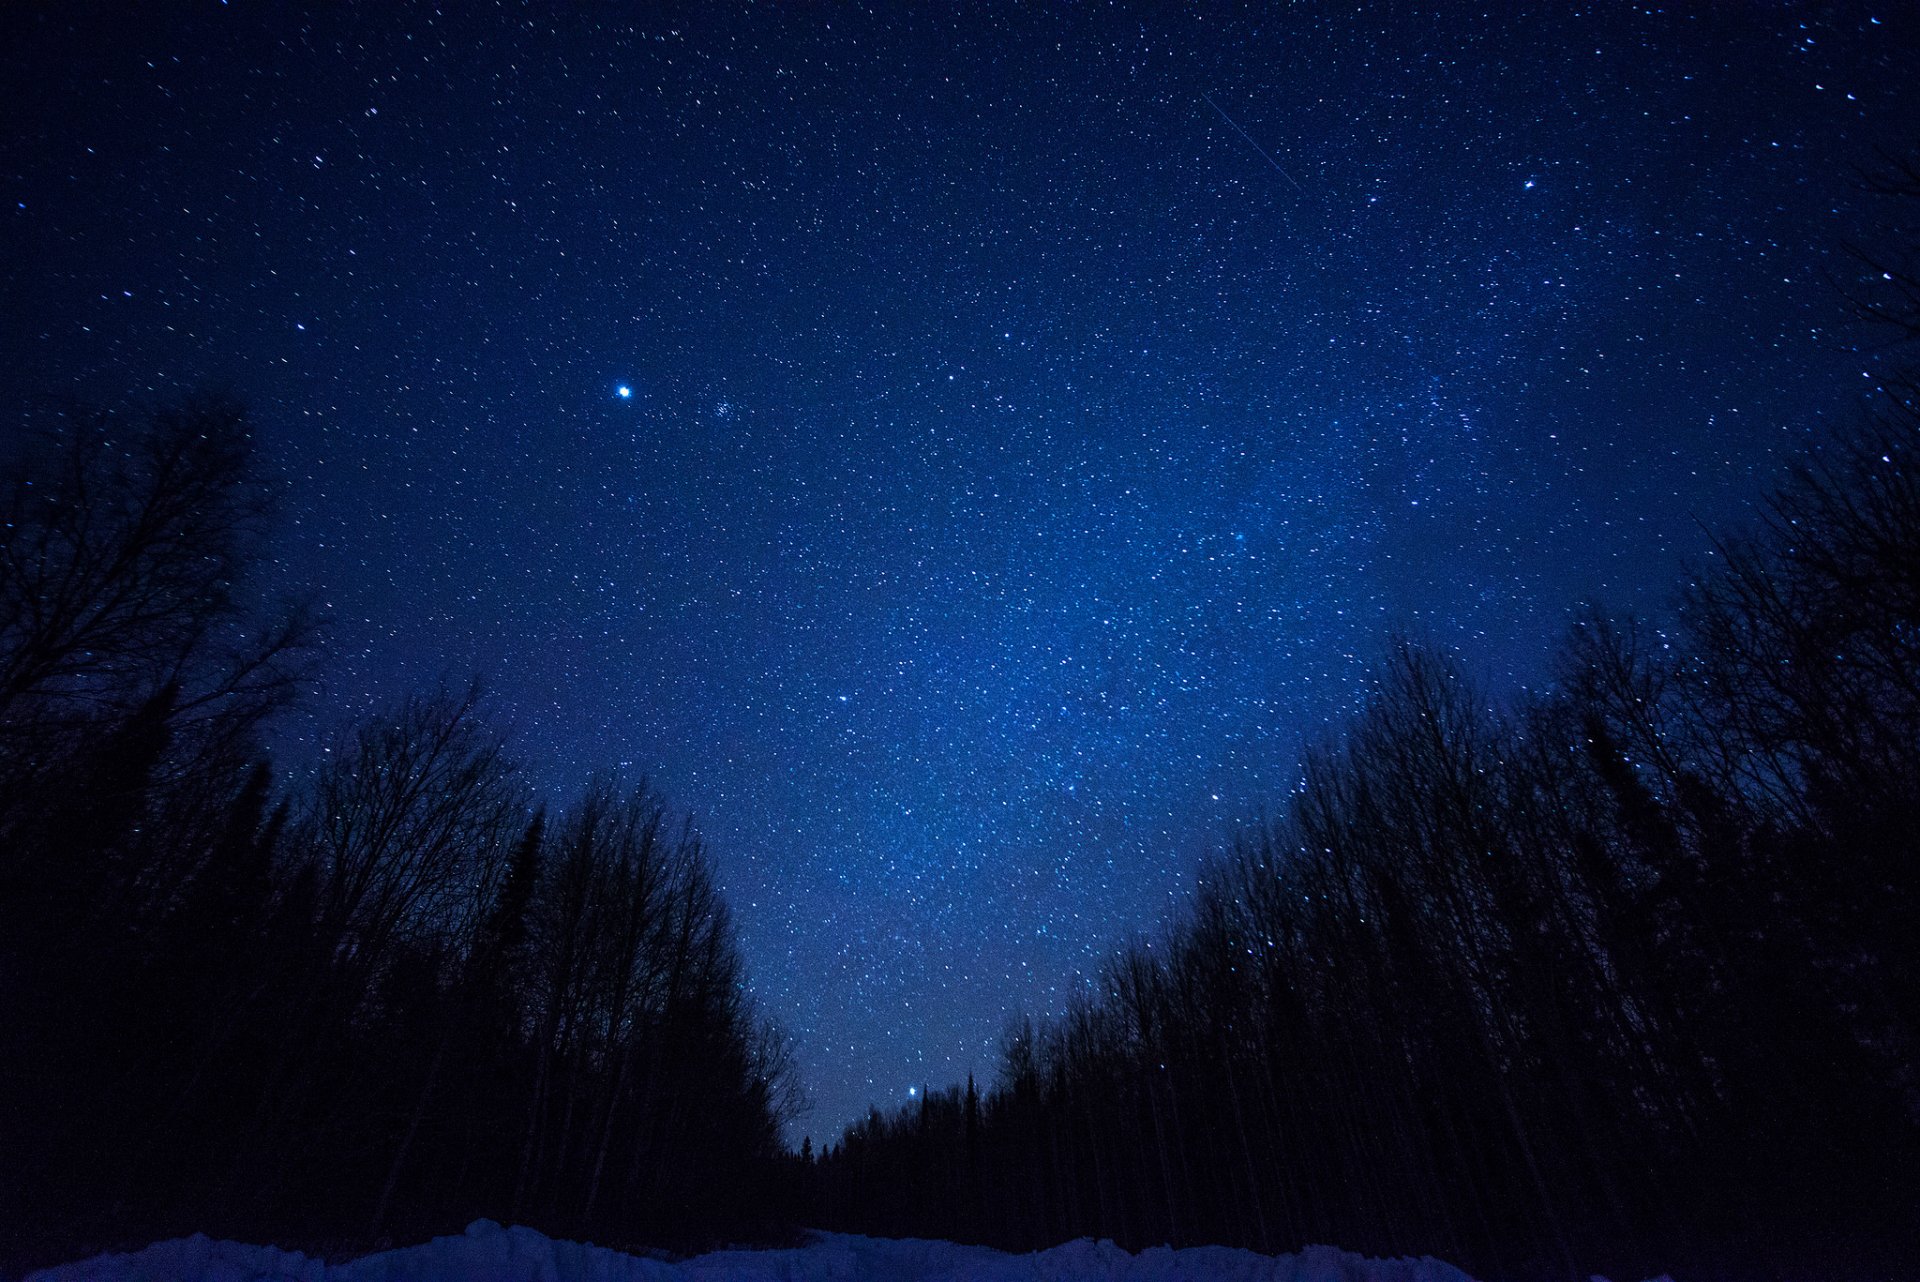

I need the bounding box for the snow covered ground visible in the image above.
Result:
[27,1218,1486,1282]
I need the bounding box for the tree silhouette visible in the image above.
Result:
[0,400,798,1272]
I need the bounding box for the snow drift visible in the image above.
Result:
[27,1218,1483,1282]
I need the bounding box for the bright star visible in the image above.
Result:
[616,384,632,399]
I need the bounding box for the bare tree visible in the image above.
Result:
[0,397,315,759]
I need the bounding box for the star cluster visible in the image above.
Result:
[5,2,1913,1139]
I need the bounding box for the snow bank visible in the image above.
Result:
[26,1219,1482,1282]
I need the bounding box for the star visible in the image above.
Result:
[616,384,633,399]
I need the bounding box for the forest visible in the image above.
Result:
[5,181,1920,1282]
[802,176,1920,1279]
[0,399,804,1270]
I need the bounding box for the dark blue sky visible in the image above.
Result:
[6,1,1914,1141]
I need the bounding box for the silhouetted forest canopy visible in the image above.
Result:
[6,163,1920,1282]
[0,399,803,1271]
[802,170,1920,1281]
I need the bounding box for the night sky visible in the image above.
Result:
[5,2,1914,1141]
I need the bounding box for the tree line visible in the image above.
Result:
[0,398,803,1272]
[803,192,1920,1278]
[9,167,1918,1282]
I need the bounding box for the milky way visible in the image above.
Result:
[5,2,1914,1140]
